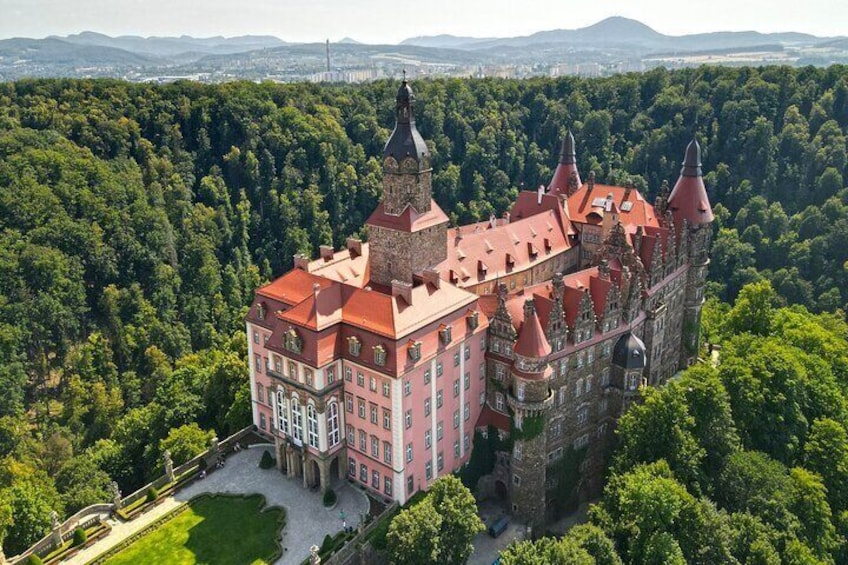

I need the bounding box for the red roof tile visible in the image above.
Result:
[366,200,449,232]
[567,183,659,234]
[514,302,552,359]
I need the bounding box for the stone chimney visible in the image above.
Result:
[294,254,310,270]
[391,279,413,305]
[537,185,545,205]
[346,237,363,257]
[319,245,334,261]
[422,268,441,289]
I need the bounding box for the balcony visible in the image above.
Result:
[506,389,555,416]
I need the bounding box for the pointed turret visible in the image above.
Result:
[549,130,582,196]
[514,299,552,363]
[383,77,429,166]
[667,138,714,226]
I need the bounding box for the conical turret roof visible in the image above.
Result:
[668,138,714,226]
[514,299,552,359]
[549,130,581,196]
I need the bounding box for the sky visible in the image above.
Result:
[1,0,846,42]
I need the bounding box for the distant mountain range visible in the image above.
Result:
[0,17,845,82]
[400,17,837,52]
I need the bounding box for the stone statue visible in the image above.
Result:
[309,544,321,565]
[163,449,175,483]
[210,436,220,455]
[49,510,62,547]
[110,481,122,510]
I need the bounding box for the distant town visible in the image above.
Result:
[1,17,846,83]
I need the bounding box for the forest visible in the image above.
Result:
[0,65,847,556]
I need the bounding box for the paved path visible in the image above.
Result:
[64,446,369,565]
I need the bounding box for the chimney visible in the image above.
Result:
[587,171,595,193]
[346,237,362,257]
[319,245,334,261]
[313,282,321,296]
[391,279,413,305]
[537,184,545,205]
[293,254,310,270]
[422,268,441,289]
[489,214,496,229]
[503,211,511,223]
[624,180,633,202]
[326,39,330,73]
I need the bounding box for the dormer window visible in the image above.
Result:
[408,341,422,362]
[348,336,362,357]
[467,311,479,330]
[439,325,452,345]
[374,345,387,366]
[284,328,302,354]
[257,302,267,320]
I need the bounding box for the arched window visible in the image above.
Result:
[291,396,303,445]
[277,390,289,435]
[328,402,340,447]
[307,404,319,448]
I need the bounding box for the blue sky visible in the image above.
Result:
[2,0,845,42]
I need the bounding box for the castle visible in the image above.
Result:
[245,79,713,531]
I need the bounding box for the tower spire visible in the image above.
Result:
[548,129,581,196]
[667,137,713,226]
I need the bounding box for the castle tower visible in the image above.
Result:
[548,130,582,197]
[667,139,714,367]
[610,332,646,415]
[366,78,449,286]
[507,299,554,535]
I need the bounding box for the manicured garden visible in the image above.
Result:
[101,494,285,565]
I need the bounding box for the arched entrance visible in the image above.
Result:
[495,480,508,500]
[309,460,321,490]
[329,456,340,483]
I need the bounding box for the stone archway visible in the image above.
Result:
[495,480,508,500]
[329,456,340,483]
[309,459,321,490]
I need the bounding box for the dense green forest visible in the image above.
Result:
[501,281,848,564]
[0,65,847,555]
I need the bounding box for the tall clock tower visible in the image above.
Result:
[366,78,449,286]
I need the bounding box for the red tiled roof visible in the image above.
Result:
[549,162,581,196]
[567,183,659,233]
[668,175,714,226]
[438,205,572,288]
[514,303,551,359]
[476,405,511,432]
[257,269,334,306]
[366,200,449,232]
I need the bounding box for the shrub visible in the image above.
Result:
[72,526,87,547]
[26,555,43,565]
[146,486,159,503]
[259,450,275,470]
[323,488,337,507]
[320,533,334,554]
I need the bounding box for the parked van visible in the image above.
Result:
[488,516,509,538]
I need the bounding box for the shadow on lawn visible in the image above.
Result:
[183,494,286,565]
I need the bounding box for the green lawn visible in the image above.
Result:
[103,494,284,565]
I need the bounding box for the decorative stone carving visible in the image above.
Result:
[110,481,122,510]
[163,449,175,483]
[49,510,62,547]
[309,544,321,564]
